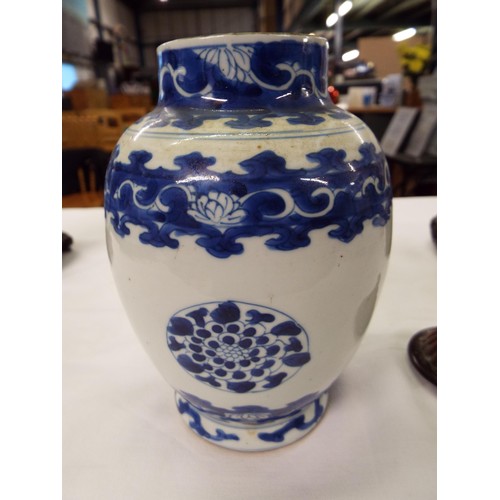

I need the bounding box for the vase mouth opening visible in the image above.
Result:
[156,32,329,54]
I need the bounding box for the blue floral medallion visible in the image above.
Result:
[166,301,310,393]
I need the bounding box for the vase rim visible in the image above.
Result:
[156,33,329,54]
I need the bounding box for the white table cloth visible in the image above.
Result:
[63,196,437,500]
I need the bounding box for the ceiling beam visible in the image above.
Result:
[301,16,429,34]
[289,0,328,31]
[118,0,257,13]
[349,0,396,19]
[377,0,430,19]
[344,18,430,29]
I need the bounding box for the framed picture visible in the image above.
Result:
[380,106,419,157]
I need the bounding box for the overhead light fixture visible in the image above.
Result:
[342,49,359,62]
[325,1,353,27]
[338,1,353,17]
[392,27,417,42]
[326,13,339,27]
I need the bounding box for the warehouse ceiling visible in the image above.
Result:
[118,0,435,45]
[295,0,434,44]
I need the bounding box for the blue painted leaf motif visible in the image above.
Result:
[261,359,276,369]
[195,45,255,83]
[282,352,311,367]
[186,308,208,327]
[285,338,304,352]
[168,337,184,351]
[195,374,222,387]
[196,328,211,339]
[227,381,257,393]
[168,317,194,336]
[271,321,302,336]
[266,345,280,356]
[263,372,288,389]
[246,310,275,324]
[177,354,205,373]
[210,301,241,324]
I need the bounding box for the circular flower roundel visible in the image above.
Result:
[166,301,311,393]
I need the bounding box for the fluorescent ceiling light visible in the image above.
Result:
[326,13,339,27]
[392,27,417,42]
[342,49,359,62]
[326,1,353,27]
[338,1,353,17]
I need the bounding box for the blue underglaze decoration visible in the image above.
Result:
[178,390,320,424]
[286,112,326,126]
[223,113,277,129]
[258,397,325,443]
[134,107,353,131]
[167,301,310,393]
[177,398,239,442]
[104,143,391,258]
[157,39,328,110]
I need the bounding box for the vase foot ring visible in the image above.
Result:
[175,391,328,452]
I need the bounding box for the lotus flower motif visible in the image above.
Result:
[188,190,247,225]
[194,45,255,83]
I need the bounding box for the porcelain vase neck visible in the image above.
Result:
[156,33,330,112]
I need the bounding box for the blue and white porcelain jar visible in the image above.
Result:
[104,33,392,451]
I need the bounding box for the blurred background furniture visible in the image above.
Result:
[387,152,437,197]
[62,148,109,208]
[62,105,149,207]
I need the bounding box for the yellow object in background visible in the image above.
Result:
[397,43,431,79]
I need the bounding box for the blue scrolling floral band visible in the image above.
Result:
[157,37,328,110]
[104,143,391,259]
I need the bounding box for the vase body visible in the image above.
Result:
[104,33,392,451]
